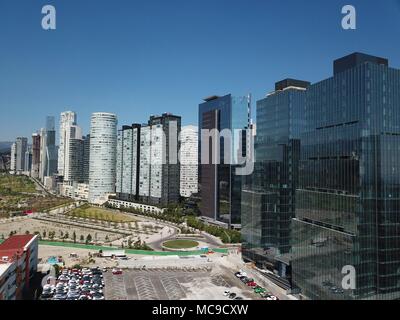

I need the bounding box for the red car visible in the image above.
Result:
[112,268,123,275]
[247,281,257,287]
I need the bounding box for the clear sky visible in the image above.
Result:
[1,0,400,142]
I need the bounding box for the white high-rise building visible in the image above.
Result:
[138,126,151,198]
[180,125,198,197]
[10,143,16,172]
[58,111,77,176]
[88,112,117,204]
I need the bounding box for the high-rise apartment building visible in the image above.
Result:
[180,125,198,198]
[289,53,400,300]
[31,133,41,179]
[116,124,141,201]
[241,79,309,286]
[10,143,16,172]
[117,113,181,206]
[15,137,27,172]
[198,94,251,226]
[67,137,84,182]
[88,113,117,204]
[58,111,77,176]
[64,125,82,181]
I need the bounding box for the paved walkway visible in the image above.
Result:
[37,240,228,256]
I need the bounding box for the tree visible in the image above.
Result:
[80,235,84,242]
[86,234,92,244]
[73,231,76,243]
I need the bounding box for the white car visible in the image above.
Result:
[223,290,230,296]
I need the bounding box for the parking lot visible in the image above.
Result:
[103,269,257,300]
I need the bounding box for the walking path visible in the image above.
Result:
[36,240,228,256]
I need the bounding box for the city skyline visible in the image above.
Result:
[1,0,400,141]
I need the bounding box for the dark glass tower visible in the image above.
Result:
[292,53,400,300]
[241,80,308,283]
[199,94,251,226]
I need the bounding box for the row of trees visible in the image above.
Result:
[106,202,241,244]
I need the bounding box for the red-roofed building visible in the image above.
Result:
[0,234,38,300]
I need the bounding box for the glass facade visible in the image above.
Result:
[241,83,307,280]
[292,56,400,300]
[199,94,250,225]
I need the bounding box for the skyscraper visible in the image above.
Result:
[180,125,198,198]
[64,125,82,182]
[116,124,141,201]
[58,111,77,176]
[67,137,84,182]
[39,117,58,181]
[117,113,181,206]
[198,94,251,226]
[241,79,309,286]
[15,137,28,172]
[82,134,90,184]
[10,143,16,172]
[31,133,41,179]
[147,113,181,205]
[88,113,117,204]
[24,148,32,173]
[291,53,400,300]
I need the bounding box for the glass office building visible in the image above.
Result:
[292,53,400,300]
[241,79,308,284]
[199,94,250,226]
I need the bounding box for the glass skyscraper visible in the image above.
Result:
[241,53,400,300]
[241,79,309,285]
[199,94,251,226]
[292,53,400,300]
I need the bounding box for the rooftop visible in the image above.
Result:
[0,234,36,251]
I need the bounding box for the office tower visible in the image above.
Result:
[31,133,41,179]
[24,148,32,173]
[180,125,198,198]
[10,143,16,172]
[15,137,28,172]
[198,94,251,226]
[39,128,47,181]
[116,124,141,201]
[58,111,77,176]
[291,53,400,300]
[241,79,309,285]
[88,112,117,204]
[82,134,90,184]
[39,117,58,181]
[45,116,58,178]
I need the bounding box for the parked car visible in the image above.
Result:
[112,268,123,275]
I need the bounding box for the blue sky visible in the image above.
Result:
[1,0,400,141]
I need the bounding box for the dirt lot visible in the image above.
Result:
[0,216,120,242]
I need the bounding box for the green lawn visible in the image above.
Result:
[0,174,36,194]
[69,205,136,223]
[163,239,199,249]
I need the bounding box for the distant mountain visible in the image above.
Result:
[0,142,12,154]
